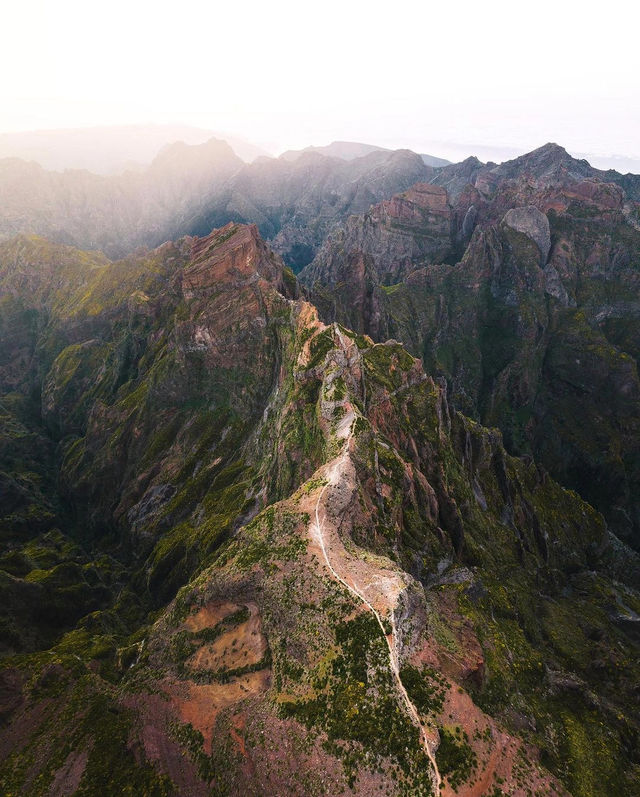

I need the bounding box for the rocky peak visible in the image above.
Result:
[150,136,241,173]
[429,156,486,202]
[431,144,615,209]
[529,142,570,160]
[379,182,449,222]
[493,142,593,182]
[182,222,290,298]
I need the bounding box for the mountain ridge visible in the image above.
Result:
[300,142,640,553]
[0,221,638,794]
[280,140,451,168]
[0,134,639,795]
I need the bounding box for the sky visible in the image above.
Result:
[2,0,639,166]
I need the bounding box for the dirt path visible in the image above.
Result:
[311,417,442,795]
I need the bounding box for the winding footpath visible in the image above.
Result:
[311,424,442,795]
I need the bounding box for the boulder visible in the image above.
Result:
[502,205,551,265]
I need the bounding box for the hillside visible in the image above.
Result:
[300,143,640,554]
[0,223,638,795]
[0,142,429,266]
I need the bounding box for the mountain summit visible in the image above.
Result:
[0,143,639,796]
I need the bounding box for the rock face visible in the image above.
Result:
[304,143,640,552]
[182,222,288,296]
[0,142,429,268]
[305,181,452,285]
[0,161,639,797]
[502,205,551,264]
[299,182,453,337]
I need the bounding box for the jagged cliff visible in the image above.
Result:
[0,143,429,268]
[300,144,640,553]
[0,223,638,796]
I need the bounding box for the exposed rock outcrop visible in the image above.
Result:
[1,164,640,796]
[502,205,551,264]
[303,144,640,551]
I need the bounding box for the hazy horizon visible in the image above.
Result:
[2,0,639,171]
[2,122,640,176]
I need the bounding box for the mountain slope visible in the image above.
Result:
[301,143,640,552]
[0,225,638,795]
[0,143,429,268]
[0,138,244,258]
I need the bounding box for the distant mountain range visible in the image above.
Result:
[0,138,433,266]
[1,132,640,795]
[280,140,451,168]
[0,124,270,173]
[0,133,638,277]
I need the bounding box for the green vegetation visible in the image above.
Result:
[0,675,172,796]
[435,726,477,790]
[279,613,435,794]
[307,328,335,368]
[1,203,639,796]
[400,664,448,714]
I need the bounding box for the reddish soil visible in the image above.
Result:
[168,672,271,755]
[47,749,89,796]
[408,594,567,797]
[122,691,210,797]
[183,600,240,632]
[186,603,266,673]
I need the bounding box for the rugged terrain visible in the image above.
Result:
[0,140,429,268]
[301,143,640,553]
[0,217,638,796]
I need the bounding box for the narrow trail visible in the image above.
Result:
[312,425,442,795]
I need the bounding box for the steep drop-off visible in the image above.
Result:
[0,223,638,795]
[300,143,640,553]
[0,142,429,269]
